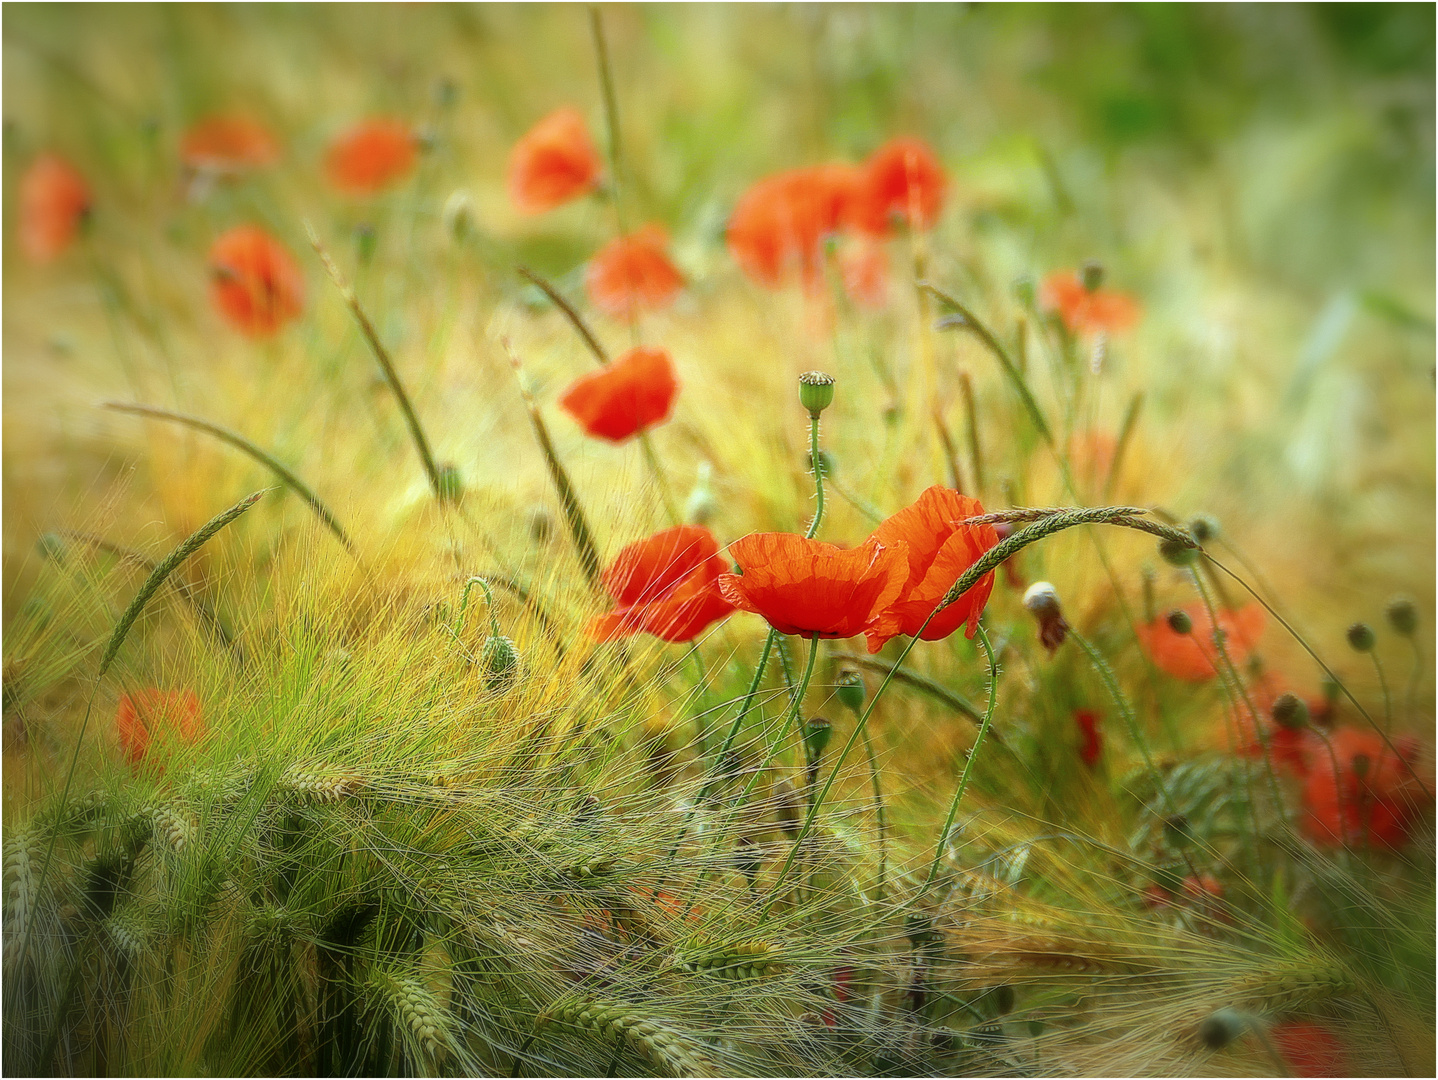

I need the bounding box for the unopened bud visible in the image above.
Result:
[1270,693,1308,731]
[442,190,475,243]
[798,371,835,416]
[481,635,520,692]
[684,461,716,526]
[803,715,833,762]
[1023,581,1069,654]
[1080,260,1105,293]
[1346,622,1376,652]
[1159,536,1198,566]
[1386,596,1418,637]
[36,532,66,563]
[1166,609,1193,635]
[835,667,866,715]
[436,463,463,504]
[1188,514,1220,544]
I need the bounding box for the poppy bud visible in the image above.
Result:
[1166,609,1193,635]
[481,634,519,692]
[1198,1008,1247,1050]
[803,715,833,763]
[798,371,835,417]
[684,461,717,526]
[1164,814,1194,847]
[1188,514,1220,544]
[1022,581,1069,654]
[772,777,803,838]
[1159,537,1197,566]
[354,222,377,265]
[1346,622,1376,652]
[835,667,866,715]
[436,463,463,504]
[1386,596,1418,637]
[1081,260,1105,293]
[1271,693,1309,731]
[442,190,475,242]
[526,505,555,545]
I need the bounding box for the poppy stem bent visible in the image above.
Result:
[588,5,628,237]
[805,413,825,540]
[516,266,609,366]
[638,432,681,527]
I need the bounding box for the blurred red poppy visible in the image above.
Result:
[726,164,859,292]
[849,137,947,236]
[718,533,909,639]
[116,688,204,772]
[559,346,678,443]
[1074,709,1102,769]
[1040,271,1140,335]
[839,239,889,309]
[1303,727,1428,849]
[1225,671,1326,776]
[508,107,603,214]
[19,153,91,262]
[863,487,999,652]
[181,113,280,173]
[1134,603,1265,682]
[324,119,417,196]
[208,225,305,336]
[591,525,733,643]
[1269,1022,1350,1078]
[586,224,684,316]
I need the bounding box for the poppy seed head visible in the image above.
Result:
[798,370,835,415]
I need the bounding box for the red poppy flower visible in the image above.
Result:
[1303,727,1428,849]
[181,113,280,173]
[324,119,417,196]
[1134,603,1265,682]
[1040,271,1140,336]
[863,487,999,653]
[558,345,678,442]
[590,525,734,643]
[116,688,204,772]
[1224,671,1326,776]
[839,239,889,309]
[507,107,603,214]
[849,137,947,236]
[726,164,859,292]
[19,153,91,262]
[1269,1022,1350,1078]
[718,533,909,639]
[208,225,305,336]
[1075,709,1102,769]
[586,224,684,317]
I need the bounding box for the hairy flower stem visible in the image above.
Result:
[1369,651,1393,732]
[829,652,983,724]
[455,576,501,638]
[1405,637,1423,723]
[806,414,825,539]
[859,723,888,901]
[1103,391,1144,500]
[102,402,355,553]
[589,5,628,237]
[638,433,681,527]
[919,624,999,897]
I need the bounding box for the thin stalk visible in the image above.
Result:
[1405,637,1423,722]
[102,402,355,553]
[455,576,501,638]
[308,223,443,497]
[639,432,681,526]
[859,722,888,903]
[958,369,985,494]
[919,623,999,896]
[826,475,884,524]
[932,405,965,493]
[589,5,628,236]
[516,266,610,366]
[806,413,825,539]
[829,651,983,725]
[1370,651,1393,733]
[1103,391,1143,501]
[503,341,603,589]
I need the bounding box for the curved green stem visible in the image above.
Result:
[456,576,500,638]
[806,413,825,540]
[1370,651,1392,732]
[860,721,888,902]
[920,623,999,896]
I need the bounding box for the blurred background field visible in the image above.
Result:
[2,4,1435,1077]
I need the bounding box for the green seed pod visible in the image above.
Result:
[1270,693,1309,731]
[1158,537,1198,566]
[1386,596,1418,637]
[481,635,519,691]
[1346,622,1376,652]
[1081,260,1105,292]
[1188,514,1220,544]
[1166,609,1193,635]
[1197,1007,1247,1050]
[803,715,833,763]
[835,667,866,715]
[798,371,835,416]
[436,463,463,504]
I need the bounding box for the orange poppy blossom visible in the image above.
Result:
[558,345,678,443]
[180,113,280,174]
[208,225,305,337]
[507,106,603,214]
[590,525,734,643]
[718,533,909,639]
[115,688,204,772]
[1134,602,1265,682]
[585,224,684,317]
[726,163,860,292]
[19,153,92,262]
[1039,270,1140,336]
[324,118,418,196]
[1302,727,1428,849]
[862,487,999,653]
[849,136,947,236]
